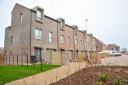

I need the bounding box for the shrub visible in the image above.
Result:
[99,73,108,81]
[113,79,121,85]
[124,79,128,84]
[96,81,103,85]
[0,81,3,85]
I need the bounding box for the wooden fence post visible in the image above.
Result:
[17,55,18,65]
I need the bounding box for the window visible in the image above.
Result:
[48,32,52,42]
[36,8,43,20]
[60,19,65,29]
[34,28,42,39]
[20,13,23,23]
[75,39,78,45]
[68,37,70,45]
[60,35,64,43]
[72,25,78,35]
[80,40,82,46]
[11,36,13,44]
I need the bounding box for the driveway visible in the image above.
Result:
[101,54,128,66]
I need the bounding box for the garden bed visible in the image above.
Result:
[50,66,128,85]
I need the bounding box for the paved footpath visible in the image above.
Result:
[101,54,128,66]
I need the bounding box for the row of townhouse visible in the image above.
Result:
[4,3,105,65]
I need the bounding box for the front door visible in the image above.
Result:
[35,48,42,62]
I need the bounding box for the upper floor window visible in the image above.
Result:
[60,19,65,29]
[11,36,13,44]
[75,39,78,45]
[60,35,65,43]
[36,8,43,21]
[20,13,23,23]
[72,25,78,35]
[48,32,52,42]
[80,40,82,46]
[34,28,42,39]
[68,36,70,45]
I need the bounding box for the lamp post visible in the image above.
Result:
[85,18,88,31]
[85,18,89,62]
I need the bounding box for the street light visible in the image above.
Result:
[85,18,88,32]
[84,18,88,62]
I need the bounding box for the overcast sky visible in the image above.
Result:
[0,0,128,48]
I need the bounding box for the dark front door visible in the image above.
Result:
[35,47,42,62]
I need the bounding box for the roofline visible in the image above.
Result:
[11,3,31,14]
[44,15,60,23]
[5,26,11,29]
[13,3,86,34]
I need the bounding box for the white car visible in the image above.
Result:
[117,52,121,56]
[111,51,121,56]
[104,50,121,56]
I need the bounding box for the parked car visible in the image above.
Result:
[117,52,121,56]
[114,51,121,56]
[102,50,121,56]
[109,50,116,56]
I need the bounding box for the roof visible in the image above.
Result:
[13,3,86,34]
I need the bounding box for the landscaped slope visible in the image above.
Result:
[50,66,128,85]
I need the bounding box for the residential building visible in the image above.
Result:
[106,44,120,51]
[0,47,4,54]
[95,38,107,52]
[4,3,105,65]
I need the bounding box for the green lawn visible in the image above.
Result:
[0,64,60,84]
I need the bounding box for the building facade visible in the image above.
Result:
[4,3,104,65]
[106,44,120,51]
[0,47,4,54]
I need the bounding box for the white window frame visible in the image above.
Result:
[60,19,65,29]
[20,13,23,23]
[36,8,43,21]
[48,32,52,42]
[80,40,82,46]
[75,39,78,45]
[60,35,64,43]
[34,28,42,39]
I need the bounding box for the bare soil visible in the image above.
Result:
[50,66,128,85]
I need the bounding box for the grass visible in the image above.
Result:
[0,64,60,84]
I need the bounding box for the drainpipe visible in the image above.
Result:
[73,29,76,60]
[57,22,59,52]
[83,31,86,60]
[29,10,33,56]
[90,35,93,61]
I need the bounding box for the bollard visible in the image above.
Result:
[9,55,10,65]
[40,55,43,71]
[17,55,18,65]
[27,54,28,67]
[21,55,23,66]
[13,55,14,64]
[6,55,7,64]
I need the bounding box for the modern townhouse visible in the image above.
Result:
[4,3,105,65]
[95,38,107,52]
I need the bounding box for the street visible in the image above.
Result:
[101,54,128,66]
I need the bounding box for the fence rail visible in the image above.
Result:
[0,54,45,66]
[0,52,109,66]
